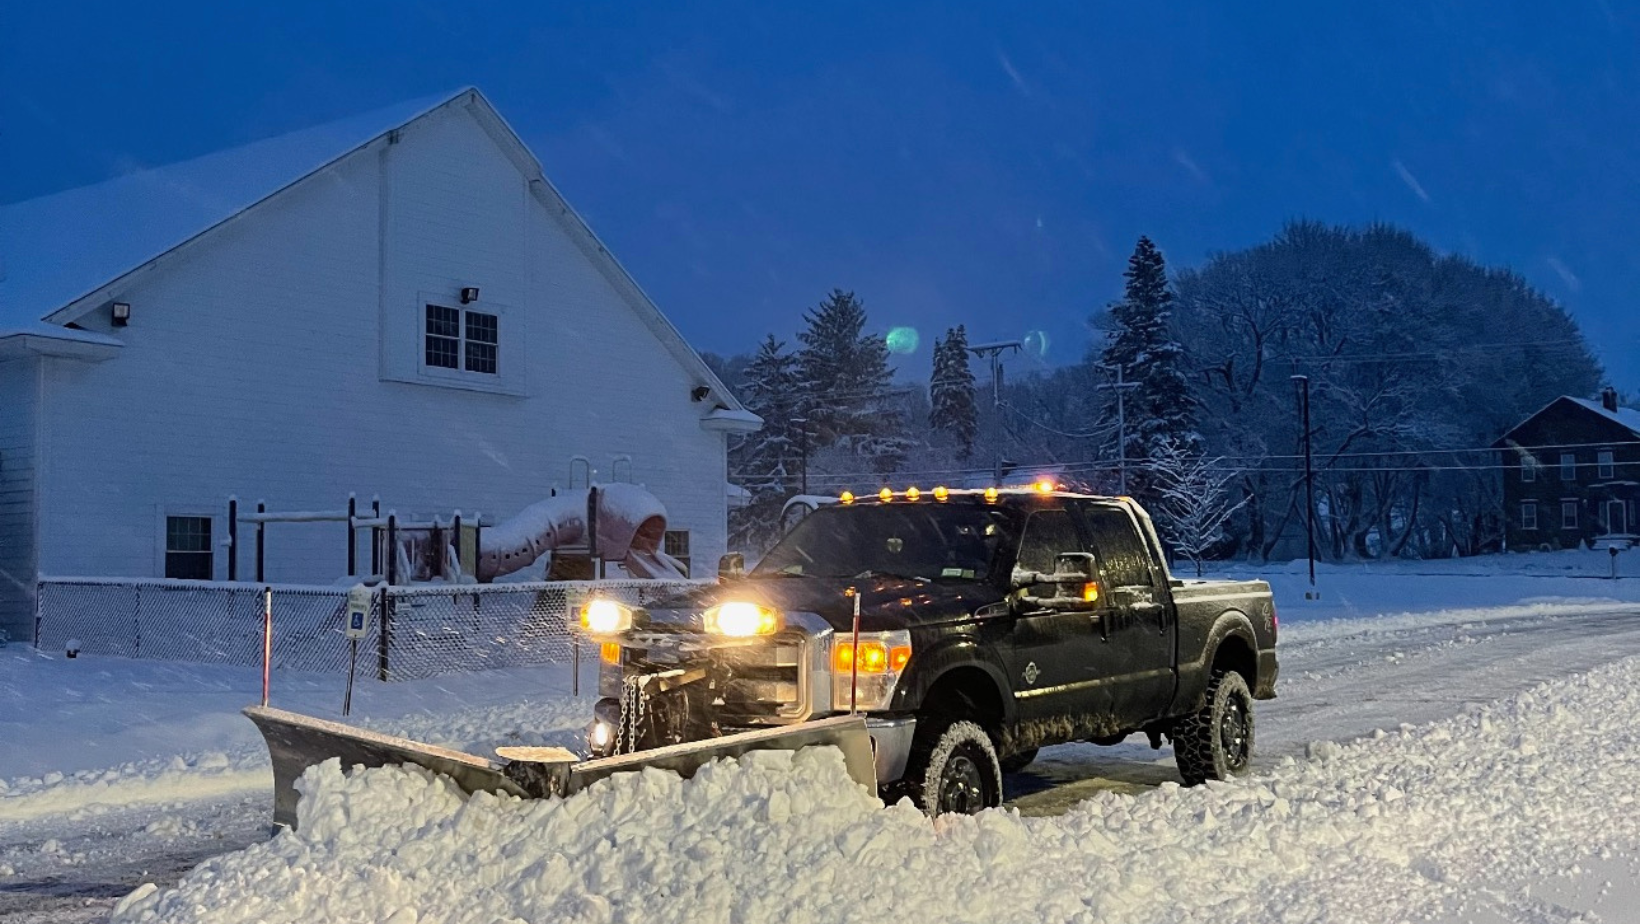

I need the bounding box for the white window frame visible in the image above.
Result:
[1560,452,1577,482]
[1561,500,1578,530]
[1598,449,1615,480]
[1520,501,1537,531]
[155,508,219,580]
[664,530,692,578]
[410,292,525,396]
[1520,458,1536,483]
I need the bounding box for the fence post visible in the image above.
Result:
[347,495,357,578]
[228,497,238,581]
[376,585,391,682]
[370,497,381,578]
[256,501,266,584]
[261,587,272,706]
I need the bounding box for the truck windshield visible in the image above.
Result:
[752,504,1016,582]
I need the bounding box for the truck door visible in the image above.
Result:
[1078,503,1177,724]
[1002,506,1120,725]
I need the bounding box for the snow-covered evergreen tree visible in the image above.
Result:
[728,335,807,551]
[1099,237,1200,494]
[796,289,909,471]
[929,325,979,459]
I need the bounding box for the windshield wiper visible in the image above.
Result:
[850,569,930,583]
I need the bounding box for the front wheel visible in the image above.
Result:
[902,719,1003,816]
[1172,670,1255,785]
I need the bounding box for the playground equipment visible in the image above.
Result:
[228,467,689,585]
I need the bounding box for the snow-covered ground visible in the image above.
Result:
[3,553,1639,922]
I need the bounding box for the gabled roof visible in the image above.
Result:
[0,90,462,328]
[0,89,752,420]
[1493,395,1640,447]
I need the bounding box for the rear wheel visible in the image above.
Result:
[1172,670,1255,785]
[903,718,1003,816]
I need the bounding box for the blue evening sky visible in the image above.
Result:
[4,1,1636,390]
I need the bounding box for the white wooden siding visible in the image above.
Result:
[0,357,38,642]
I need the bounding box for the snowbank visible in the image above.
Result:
[112,655,1640,924]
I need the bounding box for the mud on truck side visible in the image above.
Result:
[581,487,1279,815]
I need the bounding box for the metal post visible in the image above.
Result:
[848,588,862,714]
[376,585,391,682]
[261,587,272,707]
[1291,374,1317,596]
[344,637,357,716]
[228,497,238,581]
[386,513,398,586]
[347,495,357,577]
[452,513,462,581]
[255,501,266,584]
[587,486,601,580]
[1097,364,1137,494]
[370,498,381,578]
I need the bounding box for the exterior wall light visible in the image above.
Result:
[111,302,131,326]
[460,287,480,304]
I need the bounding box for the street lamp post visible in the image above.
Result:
[1291,374,1318,599]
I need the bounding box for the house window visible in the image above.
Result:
[425,304,498,375]
[1598,450,1615,479]
[664,530,691,577]
[165,516,213,580]
[1520,459,1536,482]
[1560,452,1576,481]
[1521,502,1537,531]
[1562,500,1578,530]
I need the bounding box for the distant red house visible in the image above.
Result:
[1493,387,1640,550]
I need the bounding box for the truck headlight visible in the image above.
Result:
[833,630,912,711]
[580,599,633,635]
[703,601,782,637]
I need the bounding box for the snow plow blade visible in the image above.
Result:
[244,706,876,832]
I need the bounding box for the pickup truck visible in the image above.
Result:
[581,487,1278,815]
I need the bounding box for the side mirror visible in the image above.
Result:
[717,552,746,583]
[1017,552,1100,611]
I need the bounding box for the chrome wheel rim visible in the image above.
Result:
[1219,696,1250,770]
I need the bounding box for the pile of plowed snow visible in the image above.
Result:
[114,657,1640,924]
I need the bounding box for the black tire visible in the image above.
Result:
[999,747,1039,774]
[1172,670,1255,786]
[903,719,1003,816]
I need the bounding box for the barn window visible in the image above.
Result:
[1561,500,1578,530]
[1560,452,1576,481]
[465,311,499,374]
[165,516,213,580]
[1520,502,1537,531]
[425,304,498,375]
[1598,449,1614,479]
[664,530,691,577]
[425,305,460,369]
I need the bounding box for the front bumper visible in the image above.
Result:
[865,715,916,784]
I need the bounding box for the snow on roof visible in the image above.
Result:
[0,89,469,327]
[0,324,123,347]
[1566,397,1640,437]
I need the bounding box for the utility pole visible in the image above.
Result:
[1291,374,1318,599]
[1097,364,1138,494]
[967,340,1022,484]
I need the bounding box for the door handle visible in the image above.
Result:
[1132,602,1165,618]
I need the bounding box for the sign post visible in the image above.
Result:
[343,584,373,716]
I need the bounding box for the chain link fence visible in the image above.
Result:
[35,577,706,681]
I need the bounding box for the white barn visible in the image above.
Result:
[0,87,758,644]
